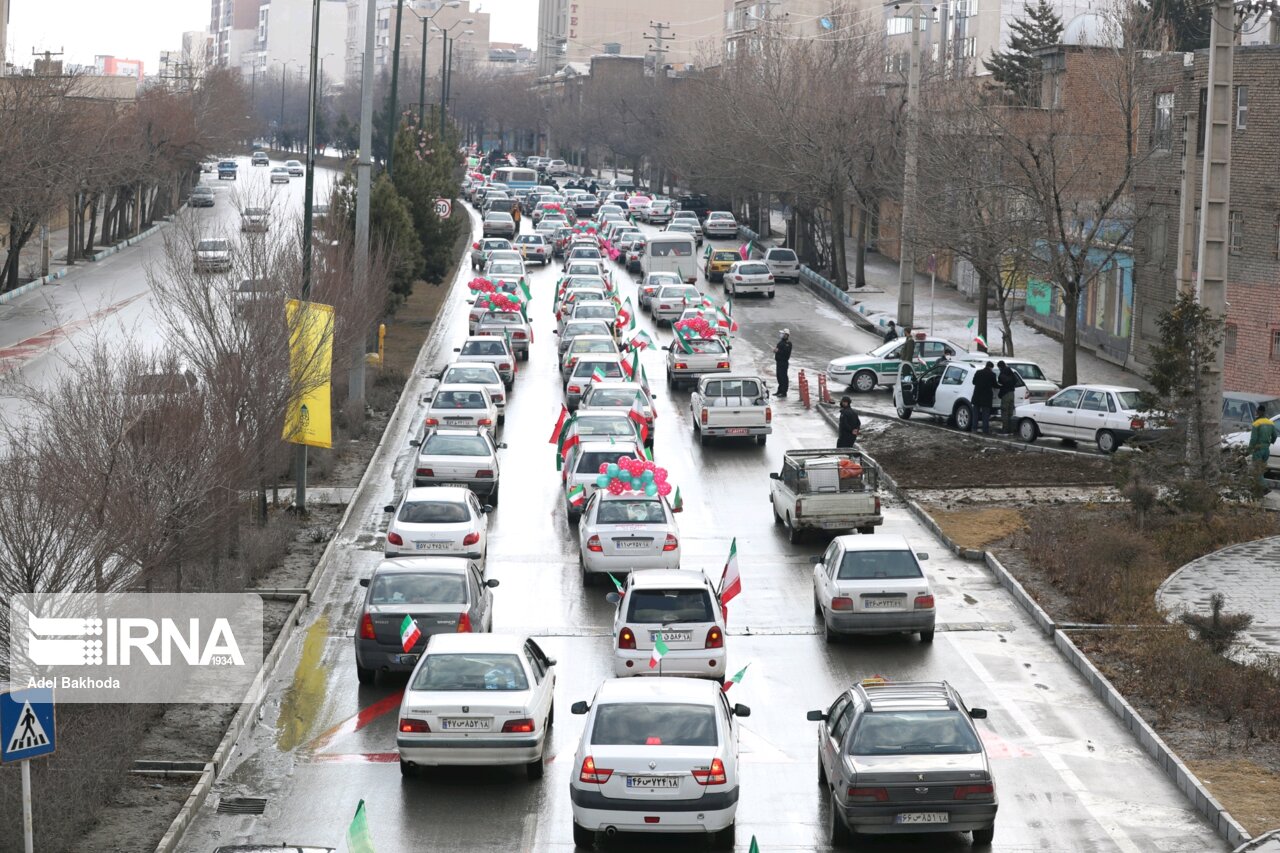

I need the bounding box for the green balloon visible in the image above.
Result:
[641,470,655,483]
[644,482,658,496]
[607,463,620,477]
[596,474,610,488]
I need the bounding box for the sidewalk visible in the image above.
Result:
[1,209,158,305]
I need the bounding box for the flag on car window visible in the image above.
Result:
[567,484,586,507]
[672,486,683,511]
[608,573,624,593]
[628,393,649,444]
[550,404,570,444]
[719,538,741,621]
[722,664,750,693]
[649,633,669,669]
[399,615,421,653]
[591,364,608,384]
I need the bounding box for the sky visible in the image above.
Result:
[7,0,538,73]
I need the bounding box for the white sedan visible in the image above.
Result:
[606,569,724,680]
[384,486,491,560]
[568,677,746,848]
[437,362,506,420]
[397,634,556,780]
[423,384,498,434]
[724,260,775,298]
[702,211,739,239]
[811,533,935,643]
[578,492,681,579]
[1014,384,1154,454]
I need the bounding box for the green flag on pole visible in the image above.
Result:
[346,800,376,853]
[749,835,760,853]
[608,573,624,592]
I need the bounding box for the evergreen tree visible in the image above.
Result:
[391,122,465,285]
[984,0,1064,105]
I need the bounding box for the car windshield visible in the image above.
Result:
[684,340,726,354]
[591,703,718,747]
[1114,390,1143,410]
[576,450,634,474]
[421,434,490,457]
[870,340,904,357]
[411,653,529,692]
[433,390,486,409]
[399,501,470,524]
[575,417,632,437]
[572,339,616,354]
[847,710,982,755]
[597,499,665,524]
[443,367,498,385]
[197,240,228,251]
[737,263,769,275]
[627,589,714,623]
[585,390,637,407]
[837,550,922,580]
[461,341,507,356]
[479,313,521,326]
[369,572,465,605]
[768,249,797,261]
[1010,363,1047,381]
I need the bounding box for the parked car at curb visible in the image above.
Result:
[826,336,967,393]
[1013,384,1154,454]
[893,360,1028,432]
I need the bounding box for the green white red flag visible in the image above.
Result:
[399,615,422,652]
[628,392,649,444]
[719,538,741,621]
[549,404,569,444]
[649,633,669,669]
[722,663,750,693]
[672,486,683,512]
[673,323,696,354]
[346,800,376,853]
[591,364,608,384]
[567,484,586,507]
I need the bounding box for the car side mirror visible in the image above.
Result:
[485,578,500,588]
[806,710,827,722]
[810,555,823,564]
[481,505,494,514]
[661,345,670,351]
[546,657,557,667]
[452,347,461,353]
[769,472,780,480]
[497,442,508,449]
[605,592,621,605]
[384,504,396,513]
[408,439,420,447]
[916,552,929,561]
[571,701,590,715]
[358,578,370,587]
[733,704,751,717]
[969,708,988,719]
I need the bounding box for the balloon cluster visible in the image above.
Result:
[594,456,672,497]
[674,317,717,339]
[468,277,496,293]
[476,292,523,313]
[573,223,597,235]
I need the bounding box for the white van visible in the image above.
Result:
[642,233,698,284]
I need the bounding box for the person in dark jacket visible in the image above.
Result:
[996,361,1021,434]
[971,361,998,434]
[836,396,862,447]
[883,320,898,343]
[774,329,792,397]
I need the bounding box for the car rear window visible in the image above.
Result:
[573,339,616,354]
[649,241,693,257]
[443,367,498,385]
[585,390,637,408]
[848,710,981,755]
[461,341,507,356]
[703,379,761,398]
[573,362,623,380]
[400,501,470,524]
[434,390,487,409]
[1010,363,1047,381]
[574,417,632,437]
[737,263,770,275]
[683,340,726,354]
[575,306,617,320]
[411,654,529,692]
[370,572,465,605]
[576,450,634,474]
[597,499,665,524]
[1114,390,1142,410]
[486,262,523,275]
[591,703,718,746]
[713,251,739,261]
[479,313,521,325]
[768,249,797,261]
[421,434,489,457]
[838,550,922,580]
[627,589,714,623]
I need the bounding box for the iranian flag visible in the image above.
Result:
[672,486,684,512]
[621,349,640,382]
[649,633,669,669]
[619,297,637,331]
[591,364,608,384]
[722,663,750,693]
[346,800,376,853]
[628,392,649,444]
[567,484,586,508]
[549,404,570,444]
[399,615,422,652]
[719,538,741,621]
[748,835,760,853]
[673,323,696,354]
[557,420,580,471]
[625,329,654,351]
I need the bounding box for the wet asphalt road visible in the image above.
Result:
[178,211,1227,853]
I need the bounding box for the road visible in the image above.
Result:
[177,210,1227,852]
[0,155,337,431]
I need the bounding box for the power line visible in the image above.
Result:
[646,20,675,80]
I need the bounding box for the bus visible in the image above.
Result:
[491,166,538,193]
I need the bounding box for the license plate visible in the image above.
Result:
[396,653,419,665]
[441,718,491,730]
[615,539,652,550]
[651,630,691,642]
[626,775,680,789]
[895,813,949,824]
[415,541,451,551]
[727,428,748,435]
[446,417,471,425]
[863,598,903,609]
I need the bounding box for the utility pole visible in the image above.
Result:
[386,0,406,176]
[419,14,429,127]
[279,65,288,147]
[1175,109,1198,295]
[295,0,324,514]
[353,0,376,406]
[896,2,925,339]
[440,31,450,137]
[646,21,674,86]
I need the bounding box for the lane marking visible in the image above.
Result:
[0,292,147,374]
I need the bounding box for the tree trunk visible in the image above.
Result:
[85,193,100,254]
[1061,282,1080,386]
[977,268,990,341]
[829,187,848,290]
[853,207,868,288]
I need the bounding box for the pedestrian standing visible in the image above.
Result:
[996,360,1021,434]
[883,320,898,343]
[972,361,998,434]
[774,329,792,397]
[1247,404,1278,488]
[836,396,862,448]
[511,203,522,234]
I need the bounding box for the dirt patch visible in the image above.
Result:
[922,505,1026,550]
[67,776,195,853]
[1186,759,1280,836]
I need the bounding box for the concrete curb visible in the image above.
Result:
[156,216,476,853]
[0,221,167,306]
[1236,829,1280,852]
[813,400,1254,848]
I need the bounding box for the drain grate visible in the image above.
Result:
[217,796,267,815]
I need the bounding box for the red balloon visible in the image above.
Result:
[657,482,672,496]
[598,463,609,474]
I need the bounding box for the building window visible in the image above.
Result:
[1229,210,1243,254]
[1225,324,1237,354]
[1236,85,1248,129]
[1197,88,1207,154]
[1149,215,1167,265]
[1272,330,1280,360]
[887,15,912,35]
[962,37,977,57]
[1153,92,1174,151]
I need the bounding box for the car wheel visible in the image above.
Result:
[1018,418,1039,444]
[972,826,995,846]
[699,430,709,446]
[489,489,500,507]
[920,628,935,644]
[526,754,545,780]
[954,402,974,432]
[572,822,594,848]
[787,515,802,545]
[773,503,783,525]
[824,617,839,644]
[712,823,736,850]
[852,371,876,393]
[666,371,674,389]
[896,406,913,419]
[1096,429,1118,454]
[857,526,874,534]
[356,664,375,686]
[814,592,822,616]
[768,290,776,299]
[830,791,853,846]
[818,755,827,785]
[399,759,415,778]
[756,433,767,446]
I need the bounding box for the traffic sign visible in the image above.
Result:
[433,198,452,219]
[1,688,56,763]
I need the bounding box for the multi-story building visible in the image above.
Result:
[484,42,536,75]
[347,0,488,83]
[0,0,9,76]
[241,0,347,82]
[182,30,212,72]
[95,56,145,81]
[537,0,723,78]
[723,0,859,60]
[211,0,263,68]
[1132,43,1280,394]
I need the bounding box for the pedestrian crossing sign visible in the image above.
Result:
[1,688,56,762]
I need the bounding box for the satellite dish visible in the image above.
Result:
[820,17,833,29]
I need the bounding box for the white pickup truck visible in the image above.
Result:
[690,374,772,446]
[768,449,883,544]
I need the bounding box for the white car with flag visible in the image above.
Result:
[561,439,642,521]
[577,490,682,579]
[606,569,727,680]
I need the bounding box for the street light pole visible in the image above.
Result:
[419,15,429,128]
[386,0,406,176]
[353,0,377,406]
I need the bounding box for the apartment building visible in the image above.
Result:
[211,0,263,68]
[0,0,9,75]
[241,0,347,81]
[537,0,723,78]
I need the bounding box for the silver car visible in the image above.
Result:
[411,427,504,502]
[474,311,532,360]
[453,335,516,385]
[436,361,506,420]
[483,211,517,239]
[809,681,996,846]
[194,238,232,273]
[383,486,491,560]
[354,557,497,685]
[471,238,513,270]
[762,247,800,282]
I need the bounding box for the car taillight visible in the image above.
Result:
[914,594,935,610]
[499,362,511,370]
[502,718,535,733]
[1130,417,1145,430]
[424,417,439,426]
[716,361,730,369]
[580,756,613,784]
[416,467,434,477]
[765,406,772,423]
[704,626,723,648]
[847,787,889,802]
[691,757,727,785]
[663,534,679,551]
[659,303,669,310]
[568,385,581,393]
[700,408,709,425]
[618,627,636,649]
[513,331,527,339]
[674,362,688,370]
[463,532,480,546]
[457,612,472,633]
[475,469,494,478]
[399,718,431,733]
[795,499,803,517]
[734,275,742,281]
[478,418,493,426]
[587,535,603,552]
[831,597,854,611]
[359,613,376,640]
[955,784,995,800]
[387,531,403,546]
[874,496,881,513]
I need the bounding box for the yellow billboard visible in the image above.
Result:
[283,299,334,449]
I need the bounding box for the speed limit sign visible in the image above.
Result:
[433,198,452,218]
